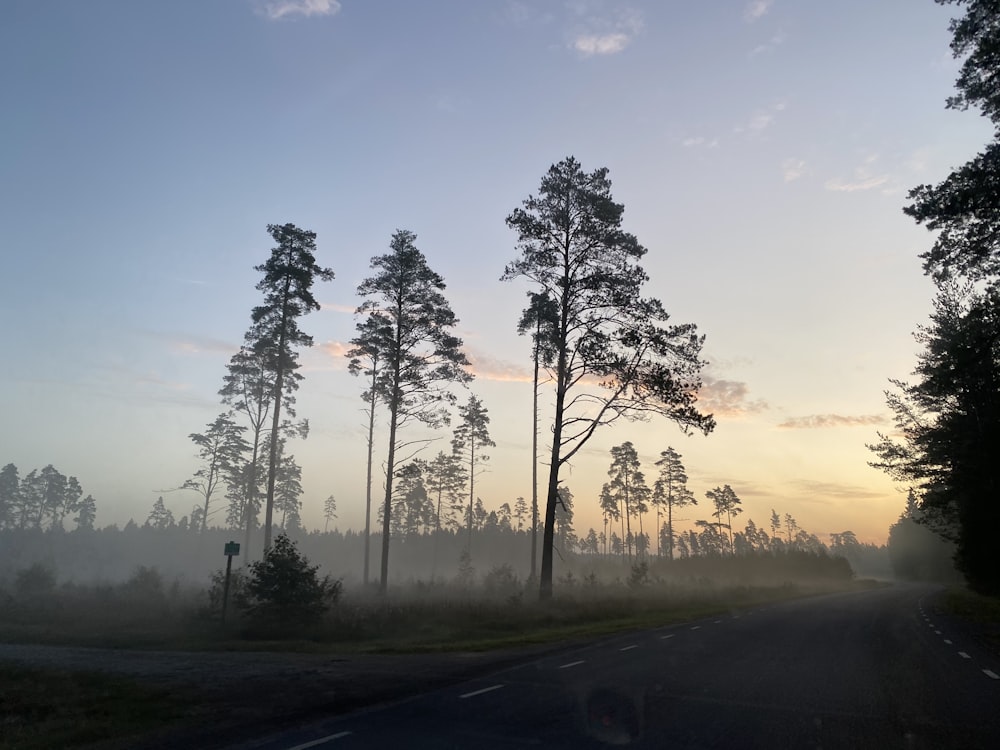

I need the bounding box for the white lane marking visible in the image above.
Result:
[713,620,723,624]
[944,639,953,644]
[620,644,639,651]
[983,670,999,680]
[959,652,972,659]
[660,634,675,640]
[691,626,701,630]
[558,660,585,669]
[935,630,942,635]
[286,731,352,749]
[460,684,504,699]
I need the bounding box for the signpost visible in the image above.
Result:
[222,541,240,624]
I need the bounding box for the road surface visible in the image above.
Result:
[240,584,999,749]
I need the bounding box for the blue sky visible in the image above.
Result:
[1,0,991,545]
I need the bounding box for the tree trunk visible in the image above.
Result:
[539,349,567,599]
[242,424,262,567]
[363,379,376,585]
[667,498,674,561]
[380,401,399,595]
[466,436,475,551]
[263,281,292,554]
[530,331,540,580]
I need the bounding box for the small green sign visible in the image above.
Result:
[224,541,240,557]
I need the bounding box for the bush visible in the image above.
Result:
[482,564,519,598]
[205,567,247,619]
[628,561,651,588]
[120,566,165,603]
[15,563,56,598]
[242,534,340,626]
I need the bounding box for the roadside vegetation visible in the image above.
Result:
[1,535,867,653]
[0,663,189,750]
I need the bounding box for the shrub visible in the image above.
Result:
[120,566,165,603]
[242,534,340,626]
[15,563,56,598]
[205,567,247,618]
[482,564,519,598]
[628,561,651,588]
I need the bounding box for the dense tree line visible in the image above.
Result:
[871,0,1000,594]
[0,463,96,531]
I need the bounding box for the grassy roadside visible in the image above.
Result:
[939,587,1000,655]
[0,580,877,655]
[0,664,190,750]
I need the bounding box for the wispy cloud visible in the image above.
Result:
[574,32,631,56]
[320,301,356,314]
[744,0,773,22]
[698,376,769,418]
[321,340,352,360]
[781,158,806,182]
[681,135,719,149]
[825,153,891,193]
[465,348,533,383]
[734,101,785,136]
[139,331,237,357]
[777,414,885,429]
[790,479,886,500]
[569,5,643,57]
[750,32,785,57]
[825,175,889,193]
[257,0,341,21]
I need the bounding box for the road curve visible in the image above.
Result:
[240,584,999,750]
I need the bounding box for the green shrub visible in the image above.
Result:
[242,534,340,626]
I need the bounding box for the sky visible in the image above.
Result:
[1,0,993,546]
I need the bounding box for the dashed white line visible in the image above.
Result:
[286,731,353,749]
[620,644,639,651]
[691,625,701,630]
[660,634,675,640]
[713,620,723,624]
[959,652,972,659]
[944,639,953,645]
[984,670,999,680]
[460,684,505,699]
[935,630,942,635]
[558,660,585,669]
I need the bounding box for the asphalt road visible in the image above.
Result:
[238,584,999,750]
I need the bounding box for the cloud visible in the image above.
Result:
[320,301,356,314]
[826,153,892,193]
[499,1,555,26]
[569,5,643,57]
[465,348,533,383]
[574,32,630,56]
[697,376,769,418]
[777,414,885,429]
[681,136,719,148]
[750,32,785,57]
[824,175,889,193]
[259,0,341,20]
[782,158,806,182]
[321,340,352,359]
[734,101,785,136]
[744,0,773,22]
[790,479,886,501]
[139,331,238,357]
